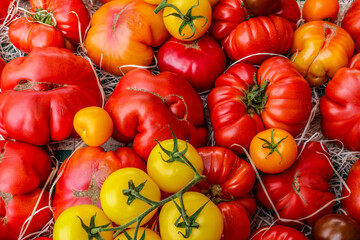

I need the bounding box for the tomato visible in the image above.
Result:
[207,57,312,154]
[53,204,113,240]
[104,68,207,160]
[159,192,223,240]
[84,0,169,75]
[53,146,146,220]
[274,0,301,26]
[342,159,360,224]
[73,107,113,147]
[0,57,5,74]
[147,136,203,193]
[115,227,161,240]
[157,34,227,92]
[100,168,161,227]
[155,0,212,41]
[312,213,360,240]
[0,0,11,24]
[147,0,219,7]
[291,20,355,86]
[302,0,339,22]
[243,0,281,16]
[249,128,297,174]
[0,47,103,145]
[33,238,52,240]
[342,0,360,53]
[0,141,53,240]
[250,225,308,240]
[256,142,335,227]
[319,54,360,151]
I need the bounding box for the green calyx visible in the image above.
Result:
[28,8,56,26]
[244,76,269,115]
[257,129,288,162]
[154,0,207,40]
[78,214,111,240]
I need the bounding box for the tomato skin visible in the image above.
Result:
[0,0,12,23]
[342,159,360,224]
[53,146,145,220]
[302,0,339,22]
[85,0,170,75]
[157,34,227,92]
[0,141,53,240]
[162,0,212,41]
[73,107,114,147]
[249,128,298,174]
[0,47,103,145]
[115,227,161,240]
[256,142,335,227]
[342,0,360,53]
[104,69,207,160]
[53,204,113,240]
[243,0,281,16]
[100,168,161,227]
[250,225,308,240]
[159,192,223,240]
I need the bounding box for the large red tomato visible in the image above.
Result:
[342,0,360,53]
[0,141,53,240]
[207,57,312,153]
[8,0,89,52]
[256,142,335,227]
[250,225,308,240]
[0,0,12,24]
[53,146,146,220]
[157,34,227,92]
[105,69,207,160]
[196,146,256,240]
[0,47,103,146]
[319,53,360,151]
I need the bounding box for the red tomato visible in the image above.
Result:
[256,142,335,227]
[0,57,5,75]
[275,0,301,26]
[243,0,281,16]
[250,225,308,240]
[104,69,207,160]
[0,47,103,145]
[157,34,227,92]
[207,57,312,154]
[342,0,360,53]
[53,146,146,220]
[0,0,11,23]
[0,141,53,240]
[302,0,339,22]
[342,159,360,224]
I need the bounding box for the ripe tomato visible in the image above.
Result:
[249,128,297,174]
[0,0,11,23]
[100,168,161,227]
[342,159,360,223]
[53,204,113,240]
[73,106,113,147]
[115,227,161,240]
[147,135,203,193]
[243,0,281,16]
[159,192,223,240]
[157,0,212,41]
[302,0,339,22]
[250,225,308,240]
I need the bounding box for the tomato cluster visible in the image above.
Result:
[1,0,360,239]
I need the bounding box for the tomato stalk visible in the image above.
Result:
[27,8,56,26]
[257,128,288,162]
[245,77,269,115]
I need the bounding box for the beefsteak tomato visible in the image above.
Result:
[0,0,12,24]
[291,20,355,86]
[342,0,360,53]
[8,0,90,52]
[207,57,312,153]
[53,146,146,220]
[0,47,103,146]
[319,53,360,151]
[157,34,227,92]
[0,141,53,240]
[250,225,308,240]
[104,68,207,160]
[256,142,335,227]
[84,0,170,75]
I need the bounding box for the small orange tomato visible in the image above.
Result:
[73,106,113,147]
[302,0,339,22]
[249,128,298,174]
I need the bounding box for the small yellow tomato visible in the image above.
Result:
[115,227,161,240]
[73,106,113,147]
[249,128,298,174]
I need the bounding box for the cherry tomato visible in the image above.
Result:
[100,167,161,227]
[249,128,298,174]
[147,134,204,193]
[302,0,339,22]
[53,204,113,240]
[73,106,113,147]
[159,192,223,240]
[115,227,161,240]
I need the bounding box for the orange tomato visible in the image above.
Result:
[302,0,339,22]
[249,128,298,174]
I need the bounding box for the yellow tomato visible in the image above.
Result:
[147,0,218,7]
[73,106,113,147]
[114,227,161,240]
[249,128,298,174]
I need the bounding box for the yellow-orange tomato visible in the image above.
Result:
[73,106,113,147]
[146,0,219,7]
[291,20,355,86]
[302,0,339,22]
[249,128,298,174]
[114,227,161,240]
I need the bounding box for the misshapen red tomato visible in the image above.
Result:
[250,225,308,240]
[342,159,360,224]
[0,0,11,24]
[342,0,360,53]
